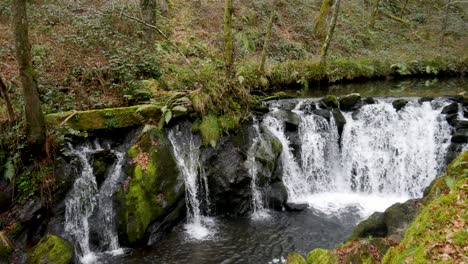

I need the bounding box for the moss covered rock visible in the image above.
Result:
[320,95,339,109]
[0,231,13,258]
[28,234,73,264]
[339,93,361,111]
[286,252,307,264]
[116,125,183,244]
[306,248,337,264]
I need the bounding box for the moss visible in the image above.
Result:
[200,115,221,147]
[306,248,337,264]
[286,252,307,264]
[218,114,240,132]
[128,145,139,159]
[28,234,73,264]
[46,104,162,131]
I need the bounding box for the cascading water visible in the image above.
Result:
[263,98,452,217]
[168,125,214,240]
[65,142,125,264]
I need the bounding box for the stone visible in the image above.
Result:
[286,252,306,264]
[446,114,458,126]
[362,97,376,105]
[392,99,408,111]
[339,93,361,111]
[298,102,316,115]
[418,97,434,103]
[331,109,346,137]
[285,203,308,212]
[320,95,339,108]
[453,119,468,129]
[312,109,331,120]
[92,150,117,187]
[28,234,73,264]
[441,102,459,115]
[451,133,467,143]
[0,231,13,258]
[267,181,288,210]
[17,197,41,223]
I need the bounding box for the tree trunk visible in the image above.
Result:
[140,0,157,44]
[320,0,341,64]
[369,0,381,29]
[439,0,452,47]
[223,0,234,79]
[259,0,277,74]
[0,76,15,122]
[314,0,333,39]
[13,0,46,152]
[400,0,410,18]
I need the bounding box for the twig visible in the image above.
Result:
[58,111,77,127]
[121,13,199,74]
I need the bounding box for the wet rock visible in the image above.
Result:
[285,203,308,212]
[0,191,10,214]
[0,231,13,258]
[362,97,376,105]
[320,95,339,109]
[92,150,117,187]
[446,114,458,126]
[28,234,73,264]
[418,97,434,103]
[286,252,306,264]
[277,101,297,111]
[267,181,288,210]
[453,119,468,129]
[392,99,408,111]
[312,109,331,120]
[448,95,464,103]
[441,102,459,115]
[298,102,316,115]
[451,131,468,143]
[274,110,301,132]
[339,93,361,111]
[331,109,346,137]
[17,197,42,223]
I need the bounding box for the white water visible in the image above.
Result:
[168,125,215,240]
[65,142,125,264]
[263,98,452,217]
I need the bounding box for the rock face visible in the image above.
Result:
[116,126,184,245]
[339,93,361,111]
[28,234,73,264]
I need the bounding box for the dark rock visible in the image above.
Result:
[362,97,376,105]
[392,99,408,111]
[0,191,11,214]
[320,95,339,109]
[446,114,458,126]
[298,102,317,115]
[339,93,361,111]
[147,197,186,245]
[312,109,331,121]
[331,109,346,137]
[267,181,288,210]
[451,133,467,144]
[448,95,463,103]
[17,198,42,223]
[92,150,117,187]
[285,202,308,212]
[418,97,434,103]
[453,119,468,129]
[277,101,297,111]
[274,110,301,132]
[441,102,459,115]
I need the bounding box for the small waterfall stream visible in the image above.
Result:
[65,142,125,264]
[168,125,214,240]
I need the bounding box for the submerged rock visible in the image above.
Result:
[116,126,184,245]
[339,93,361,111]
[28,234,73,264]
[391,99,408,111]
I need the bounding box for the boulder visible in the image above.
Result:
[266,181,288,210]
[320,95,339,109]
[362,97,376,105]
[0,231,13,258]
[286,252,306,264]
[306,248,337,264]
[339,93,361,111]
[28,234,73,264]
[331,109,346,137]
[273,110,301,132]
[312,109,331,121]
[116,125,184,245]
[392,99,408,111]
[418,97,434,103]
[441,102,459,115]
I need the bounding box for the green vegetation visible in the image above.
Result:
[28,234,73,264]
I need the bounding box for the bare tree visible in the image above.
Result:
[0,76,15,122]
[320,0,341,64]
[140,0,157,43]
[314,0,334,39]
[223,0,234,79]
[439,0,452,47]
[369,0,381,29]
[13,0,46,152]
[400,0,410,18]
[259,0,277,74]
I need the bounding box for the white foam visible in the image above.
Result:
[184,216,216,240]
[80,253,97,264]
[251,209,271,221]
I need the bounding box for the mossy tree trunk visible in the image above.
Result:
[400,0,409,18]
[223,0,234,79]
[369,0,381,29]
[259,0,277,75]
[0,76,15,122]
[439,0,452,47]
[13,0,46,153]
[140,0,157,43]
[320,0,341,65]
[314,0,334,40]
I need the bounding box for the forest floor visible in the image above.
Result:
[0,0,467,118]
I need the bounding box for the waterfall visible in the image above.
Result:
[168,125,214,240]
[263,98,453,216]
[245,120,270,219]
[65,142,125,264]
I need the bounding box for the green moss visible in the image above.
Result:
[200,115,221,147]
[218,114,240,132]
[286,252,307,264]
[306,248,337,264]
[128,145,139,159]
[28,234,73,264]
